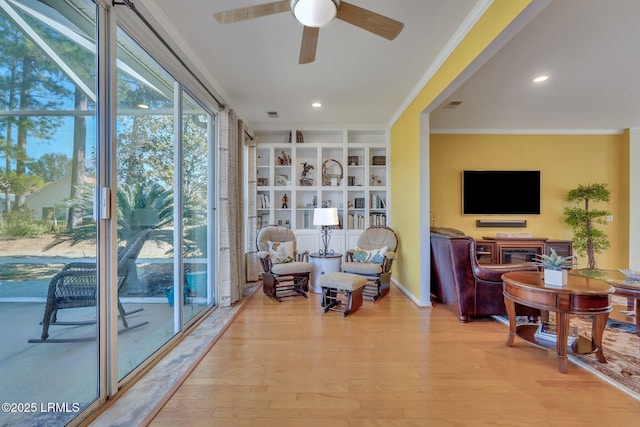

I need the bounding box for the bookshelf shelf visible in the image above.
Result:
[255,128,389,254]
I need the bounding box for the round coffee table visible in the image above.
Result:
[502,271,614,374]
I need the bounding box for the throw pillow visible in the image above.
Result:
[268,240,295,264]
[353,246,388,264]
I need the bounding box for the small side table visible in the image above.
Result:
[309,253,342,293]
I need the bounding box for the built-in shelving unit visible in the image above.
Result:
[255,128,389,254]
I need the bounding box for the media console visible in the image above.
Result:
[475,237,573,265]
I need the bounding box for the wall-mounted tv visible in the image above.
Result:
[462,170,541,215]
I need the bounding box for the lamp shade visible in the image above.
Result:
[290,0,339,28]
[313,207,339,226]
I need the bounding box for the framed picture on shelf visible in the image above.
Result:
[348,155,359,166]
[257,177,269,186]
[275,174,288,186]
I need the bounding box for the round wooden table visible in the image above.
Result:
[501,271,614,374]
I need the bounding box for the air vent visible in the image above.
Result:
[443,101,462,109]
[267,111,279,118]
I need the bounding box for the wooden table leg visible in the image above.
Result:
[504,295,516,347]
[592,312,609,363]
[556,312,569,374]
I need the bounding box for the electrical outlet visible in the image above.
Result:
[606,215,613,222]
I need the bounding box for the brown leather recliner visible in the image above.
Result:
[430,227,540,322]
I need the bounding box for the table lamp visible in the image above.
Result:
[313,207,339,256]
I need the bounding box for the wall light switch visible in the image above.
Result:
[606,215,613,222]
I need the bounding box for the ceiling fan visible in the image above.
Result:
[213,0,404,64]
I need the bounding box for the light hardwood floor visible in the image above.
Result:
[150,285,640,426]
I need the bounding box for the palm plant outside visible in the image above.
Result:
[46,182,174,248]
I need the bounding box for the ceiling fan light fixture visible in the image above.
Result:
[290,0,339,28]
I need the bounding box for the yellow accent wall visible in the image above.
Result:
[430,133,630,270]
[390,0,533,301]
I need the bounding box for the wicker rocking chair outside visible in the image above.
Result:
[29,229,152,343]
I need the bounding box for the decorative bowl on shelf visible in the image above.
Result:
[618,268,640,280]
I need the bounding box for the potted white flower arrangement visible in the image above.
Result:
[533,248,576,287]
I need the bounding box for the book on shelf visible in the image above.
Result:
[347,213,365,230]
[369,213,386,226]
[372,155,386,165]
[258,193,270,209]
[370,194,386,209]
[257,214,269,229]
[303,209,310,229]
[534,322,579,346]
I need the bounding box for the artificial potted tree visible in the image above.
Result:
[563,182,611,270]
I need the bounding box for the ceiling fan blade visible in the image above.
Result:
[299,26,319,64]
[213,0,290,24]
[337,1,404,40]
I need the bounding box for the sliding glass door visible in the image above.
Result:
[0,0,99,425]
[0,1,218,424]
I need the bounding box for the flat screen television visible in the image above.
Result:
[462,170,541,215]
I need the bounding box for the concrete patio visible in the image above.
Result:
[0,266,211,413]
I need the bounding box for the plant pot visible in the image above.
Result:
[544,269,568,287]
[186,271,207,297]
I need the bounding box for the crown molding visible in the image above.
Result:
[430,128,626,135]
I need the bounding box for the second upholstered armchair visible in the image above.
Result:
[342,225,398,301]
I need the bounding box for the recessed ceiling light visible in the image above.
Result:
[312,102,322,108]
[533,75,549,83]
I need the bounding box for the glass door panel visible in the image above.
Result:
[0,0,99,425]
[115,27,176,380]
[182,92,212,323]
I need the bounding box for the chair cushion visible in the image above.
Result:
[271,261,312,275]
[268,240,294,264]
[353,246,387,264]
[342,261,382,275]
[319,272,366,291]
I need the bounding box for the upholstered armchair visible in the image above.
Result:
[430,227,540,322]
[342,225,398,301]
[257,225,312,302]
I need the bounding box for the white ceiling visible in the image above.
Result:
[137,0,640,133]
[430,0,640,134]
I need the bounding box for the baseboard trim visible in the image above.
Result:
[392,277,432,307]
